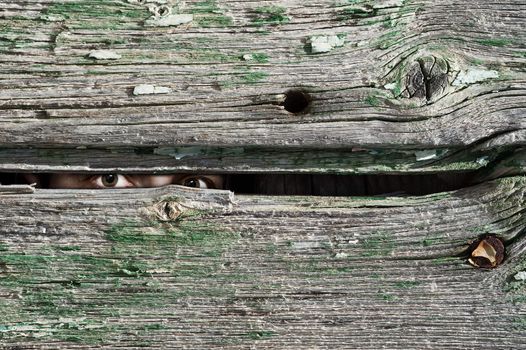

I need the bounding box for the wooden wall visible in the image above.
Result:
[0,0,525,348]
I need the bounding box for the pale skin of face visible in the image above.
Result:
[24,174,224,190]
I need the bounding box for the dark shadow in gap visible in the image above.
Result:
[0,172,474,196]
[226,173,473,196]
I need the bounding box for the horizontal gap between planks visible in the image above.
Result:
[0,172,476,196]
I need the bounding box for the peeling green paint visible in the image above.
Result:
[369,0,422,50]
[361,231,394,257]
[0,215,241,344]
[217,69,270,87]
[239,71,269,84]
[365,94,381,106]
[251,6,290,26]
[42,1,148,19]
[470,58,484,65]
[376,30,401,49]
[384,60,408,98]
[245,330,277,340]
[40,0,150,29]
[513,317,526,330]
[106,217,241,257]
[381,16,398,28]
[338,6,378,20]
[476,38,513,47]
[191,0,233,27]
[241,52,270,63]
[377,291,397,302]
[308,34,346,54]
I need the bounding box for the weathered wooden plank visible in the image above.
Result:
[0,0,524,172]
[0,2,524,349]
[0,144,506,174]
[0,176,525,348]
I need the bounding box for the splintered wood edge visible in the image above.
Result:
[0,184,35,194]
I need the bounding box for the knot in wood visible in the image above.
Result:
[281,89,312,114]
[403,56,449,103]
[156,5,172,17]
[150,200,188,222]
[468,235,505,269]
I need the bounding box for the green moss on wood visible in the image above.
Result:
[192,48,237,63]
[365,94,381,106]
[239,71,269,84]
[513,317,526,330]
[381,16,398,28]
[390,63,406,97]
[470,58,484,65]
[376,30,401,49]
[42,1,148,19]
[245,330,278,340]
[191,0,233,27]
[106,217,240,251]
[242,52,270,63]
[218,70,269,88]
[476,38,513,47]
[338,6,378,20]
[40,0,150,30]
[0,215,241,345]
[422,235,443,247]
[251,6,290,26]
[360,231,395,257]
[377,291,397,302]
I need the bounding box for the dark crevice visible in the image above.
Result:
[417,58,431,101]
[225,172,475,196]
[0,172,475,196]
[0,172,477,196]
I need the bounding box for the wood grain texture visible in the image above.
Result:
[0,176,525,349]
[0,0,524,172]
[0,1,525,349]
[0,145,504,174]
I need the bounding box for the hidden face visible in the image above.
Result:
[24,174,224,190]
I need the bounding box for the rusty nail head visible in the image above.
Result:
[468,235,505,269]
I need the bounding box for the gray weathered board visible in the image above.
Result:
[0,0,525,349]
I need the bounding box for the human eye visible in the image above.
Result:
[90,174,134,188]
[180,176,215,189]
